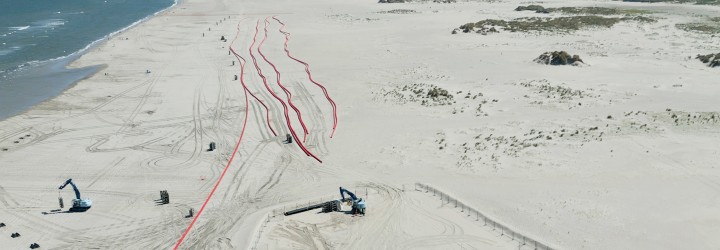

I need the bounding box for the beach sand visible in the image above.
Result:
[1,0,719,249]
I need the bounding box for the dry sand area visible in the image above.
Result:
[1,0,720,249]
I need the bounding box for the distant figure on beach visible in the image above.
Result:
[286,134,293,144]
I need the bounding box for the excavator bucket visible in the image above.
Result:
[58,197,64,209]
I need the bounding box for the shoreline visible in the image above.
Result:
[0,0,179,122]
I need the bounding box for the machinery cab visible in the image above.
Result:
[70,199,92,212]
[354,199,366,215]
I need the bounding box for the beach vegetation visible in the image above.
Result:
[375,83,455,106]
[515,5,549,13]
[676,22,720,33]
[459,16,654,34]
[696,53,720,67]
[516,5,655,15]
[378,9,417,14]
[622,0,720,5]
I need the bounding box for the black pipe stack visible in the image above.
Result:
[160,190,169,204]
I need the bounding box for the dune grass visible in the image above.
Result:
[460,15,654,33]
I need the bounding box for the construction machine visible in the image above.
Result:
[339,187,366,215]
[283,187,367,216]
[58,179,92,212]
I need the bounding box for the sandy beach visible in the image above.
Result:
[1,0,719,249]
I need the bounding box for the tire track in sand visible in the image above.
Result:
[172,20,253,250]
[257,18,310,142]
[248,19,321,163]
[273,16,338,138]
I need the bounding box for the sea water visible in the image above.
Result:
[0,0,175,120]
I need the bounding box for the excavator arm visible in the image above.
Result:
[58,179,81,200]
[339,187,358,201]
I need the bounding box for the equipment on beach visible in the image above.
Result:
[58,179,92,212]
[285,134,293,144]
[159,190,170,204]
[339,187,366,215]
[283,187,367,216]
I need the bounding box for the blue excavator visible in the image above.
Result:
[58,179,92,212]
[340,187,366,215]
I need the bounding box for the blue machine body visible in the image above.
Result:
[339,187,366,210]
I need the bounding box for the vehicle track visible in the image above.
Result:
[0,184,20,208]
[117,68,165,135]
[293,82,330,155]
[272,16,338,138]
[248,19,321,163]
[257,18,310,142]
[229,22,278,137]
[172,20,253,249]
[344,183,404,249]
[87,156,126,188]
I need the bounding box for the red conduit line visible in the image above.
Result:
[230,50,276,137]
[248,19,322,163]
[229,22,277,137]
[272,16,338,138]
[173,32,252,250]
[257,18,310,142]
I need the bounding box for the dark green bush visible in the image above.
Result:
[535,51,585,65]
[696,53,720,67]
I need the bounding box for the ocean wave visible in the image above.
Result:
[0,0,177,75]
[32,19,66,29]
[8,26,30,31]
[2,26,31,37]
[51,0,178,64]
[0,46,22,56]
[60,11,85,15]
[3,19,67,37]
[0,49,14,56]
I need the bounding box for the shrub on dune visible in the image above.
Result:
[534,51,585,66]
[696,53,720,67]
